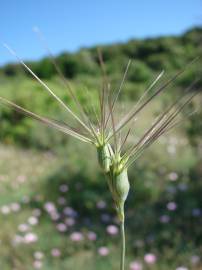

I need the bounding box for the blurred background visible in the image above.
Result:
[0,1,202,269]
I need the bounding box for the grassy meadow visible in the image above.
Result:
[0,27,202,269]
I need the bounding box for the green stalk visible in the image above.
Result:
[120,219,125,270]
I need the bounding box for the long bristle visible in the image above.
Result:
[0,97,92,143]
[125,88,198,168]
[33,27,93,129]
[111,57,199,138]
[97,48,110,136]
[108,84,118,153]
[104,59,132,130]
[3,43,92,135]
[123,82,195,159]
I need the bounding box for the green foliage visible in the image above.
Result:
[127,60,152,82]
[3,63,24,77]
[186,111,202,146]
[31,58,56,79]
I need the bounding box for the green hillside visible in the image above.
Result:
[1,27,202,80]
[0,27,201,149]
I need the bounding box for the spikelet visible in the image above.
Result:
[106,156,130,222]
[97,143,111,173]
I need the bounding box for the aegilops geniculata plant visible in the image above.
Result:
[0,41,199,270]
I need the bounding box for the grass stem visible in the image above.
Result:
[120,219,125,270]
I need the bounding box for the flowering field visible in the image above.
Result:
[0,123,201,270]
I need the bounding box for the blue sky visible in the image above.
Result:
[0,0,201,66]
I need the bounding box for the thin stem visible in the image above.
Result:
[120,220,126,270]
